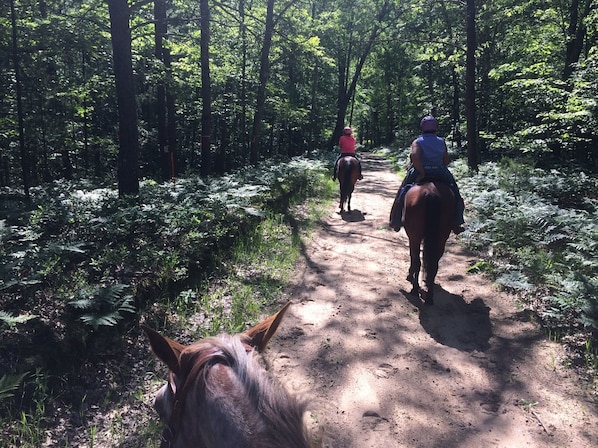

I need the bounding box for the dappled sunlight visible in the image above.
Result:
[269,154,598,448]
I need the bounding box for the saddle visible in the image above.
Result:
[414,175,450,186]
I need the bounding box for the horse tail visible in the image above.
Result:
[422,192,441,273]
[341,159,353,199]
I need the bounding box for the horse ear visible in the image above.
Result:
[141,324,186,375]
[242,302,292,352]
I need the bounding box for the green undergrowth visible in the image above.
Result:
[457,158,598,376]
[0,155,334,446]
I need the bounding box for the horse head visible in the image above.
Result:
[142,302,314,448]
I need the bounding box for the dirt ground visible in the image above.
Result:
[268,153,598,448]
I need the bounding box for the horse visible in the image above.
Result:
[142,302,315,448]
[337,155,360,212]
[396,180,455,306]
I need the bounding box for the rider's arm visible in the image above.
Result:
[411,140,425,177]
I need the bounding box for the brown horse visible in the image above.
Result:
[399,180,455,305]
[142,303,315,448]
[337,156,360,212]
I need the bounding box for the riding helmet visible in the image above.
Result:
[420,116,438,133]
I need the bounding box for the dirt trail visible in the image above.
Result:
[268,153,597,448]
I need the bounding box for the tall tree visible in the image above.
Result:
[154,0,176,180]
[200,0,212,175]
[562,0,594,81]
[328,0,391,150]
[9,0,30,201]
[465,0,478,170]
[107,0,140,195]
[249,0,276,165]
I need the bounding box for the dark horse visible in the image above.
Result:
[337,155,360,212]
[391,180,455,305]
[142,302,316,448]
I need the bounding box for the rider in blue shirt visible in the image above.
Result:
[390,115,465,234]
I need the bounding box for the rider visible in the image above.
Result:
[333,126,363,181]
[390,115,465,234]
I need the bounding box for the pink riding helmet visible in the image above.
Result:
[420,116,438,132]
[343,126,353,135]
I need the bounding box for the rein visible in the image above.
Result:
[160,342,255,448]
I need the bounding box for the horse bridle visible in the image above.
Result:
[159,342,255,448]
[160,346,221,448]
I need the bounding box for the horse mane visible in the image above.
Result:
[177,334,313,448]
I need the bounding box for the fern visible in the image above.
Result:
[496,271,533,291]
[0,372,27,401]
[542,273,598,331]
[0,311,37,327]
[69,284,136,330]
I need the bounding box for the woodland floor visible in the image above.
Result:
[267,153,598,448]
[35,153,598,448]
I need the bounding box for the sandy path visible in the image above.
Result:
[268,153,597,448]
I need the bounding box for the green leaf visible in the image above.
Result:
[0,372,27,401]
[0,311,37,327]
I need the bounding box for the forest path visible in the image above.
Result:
[268,153,597,448]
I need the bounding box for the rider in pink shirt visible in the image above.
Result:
[333,126,363,180]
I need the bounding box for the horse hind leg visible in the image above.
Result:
[423,256,439,306]
[407,268,419,297]
[340,193,347,212]
[406,245,421,297]
[423,284,434,306]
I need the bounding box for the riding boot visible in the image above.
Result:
[452,190,465,234]
[390,204,403,231]
[389,196,404,231]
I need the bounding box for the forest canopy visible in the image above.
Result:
[2,0,596,194]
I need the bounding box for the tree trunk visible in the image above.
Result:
[200,0,212,176]
[107,0,140,196]
[154,0,169,180]
[239,0,248,161]
[562,0,591,81]
[465,0,478,171]
[329,1,390,150]
[452,65,462,150]
[10,0,30,202]
[249,0,275,166]
[307,62,319,154]
[165,46,177,178]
